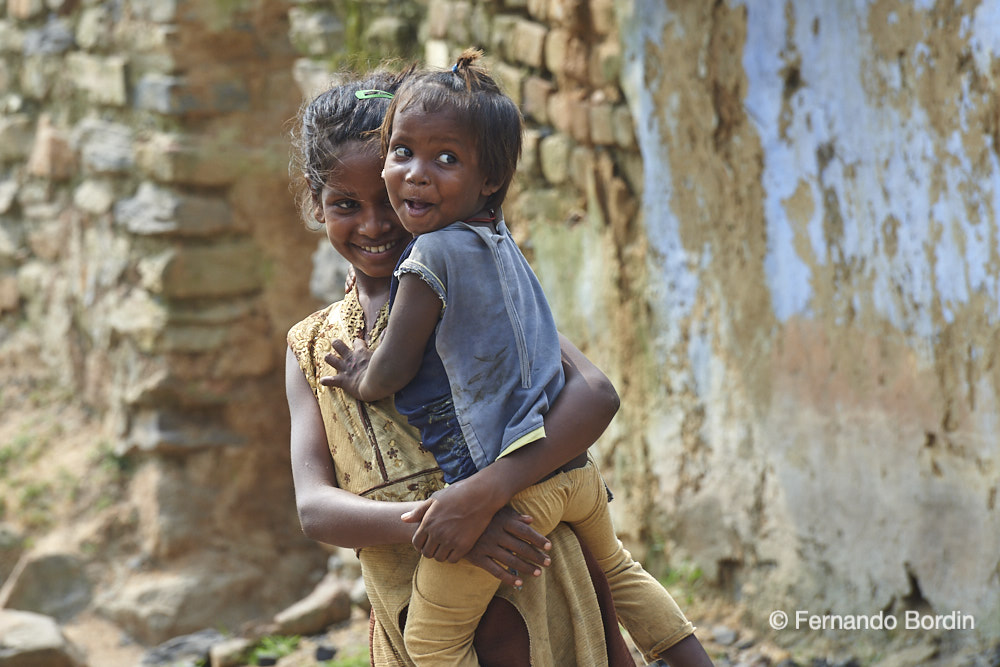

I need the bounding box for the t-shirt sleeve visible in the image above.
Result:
[394,235,449,308]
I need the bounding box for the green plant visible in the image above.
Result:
[246,635,300,665]
[320,647,370,667]
[94,441,133,476]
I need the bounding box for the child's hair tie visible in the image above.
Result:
[355,89,394,100]
[451,63,459,74]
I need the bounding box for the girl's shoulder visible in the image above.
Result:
[287,301,345,371]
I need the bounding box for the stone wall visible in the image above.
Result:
[0,0,327,644]
[1,0,998,655]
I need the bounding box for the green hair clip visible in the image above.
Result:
[355,89,394,100]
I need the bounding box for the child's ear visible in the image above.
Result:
[480,179,501,198]
[311,202,325,224]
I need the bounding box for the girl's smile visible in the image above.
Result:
[315,141,411,286]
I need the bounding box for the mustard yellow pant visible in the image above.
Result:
[403,459,694,665]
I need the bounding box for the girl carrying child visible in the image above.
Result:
[323,49,711,667]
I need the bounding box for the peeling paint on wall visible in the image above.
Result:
[614,0,1000,647]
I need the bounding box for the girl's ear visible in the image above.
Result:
[312,202,325,224]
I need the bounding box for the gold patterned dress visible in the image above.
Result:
[287,288,618,666]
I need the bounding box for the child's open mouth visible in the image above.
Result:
[405,199,432,216]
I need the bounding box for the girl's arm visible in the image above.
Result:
[321,275,439,400]
[286,347,548,586]
[403,333,620,562]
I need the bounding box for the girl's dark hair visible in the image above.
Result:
[380,48,523,210]
[290,67,413,229]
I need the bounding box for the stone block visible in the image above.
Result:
[569,144,593,191]
[520,127,543,178]
[522,75,553,123]
[288,8,344,57]
[569,96,590,143]
[365,15,416,56]
[589,101,614,146]
[589,0,616,35]
[130,0,178,22]
[0,114,33,163]
[527,0,547,20]
[19,55,60,100]
[447,1,473,45]
[0,609,85,667]
[292,58,337,101]
[590,38,622,88]
[613,104,637,150]
[544,28,588,82]
[74,118,134,174]
[425,39,450,69]
[76,6,111,50]
[494,61,523,107]
[114,182,235,237]
[135,73,249,116]
[273,572,352,636]
[26,115,75,180]
[124,409,244,454]
[539,132,573,185]
[0,22,24,54]
[7,0,46,20]
[143,239,263,299]
[491,14,521,62]
[546,88,581,136]
[0,273,18,312]
[73,179,115,215]
[22,15,74,55]
[0,551,92,622]
[426,0,451,40]
[135,132,239,187]
[0,179,17,215]
[512,19,547,69]
[469,4,492,45]
[549,0,586,29]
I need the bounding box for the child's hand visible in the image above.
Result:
[320,338,372,400]
[401,481,498,562]
[461,506,552,588]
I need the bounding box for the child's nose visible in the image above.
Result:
[405,160,430,185]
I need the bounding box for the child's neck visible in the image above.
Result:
[463,206,496,228]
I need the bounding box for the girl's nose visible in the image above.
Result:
[359,208,392,236]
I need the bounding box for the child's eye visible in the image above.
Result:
[392,146,411,158]
[437,152,457,165]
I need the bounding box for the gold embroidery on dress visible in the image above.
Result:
[340,285,390,344]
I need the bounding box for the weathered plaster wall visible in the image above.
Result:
[591,0,1000,647]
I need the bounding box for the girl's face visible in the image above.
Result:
[314,141,411,283]
[382,104,500,236]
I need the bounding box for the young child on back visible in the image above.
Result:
[324,49,702,667]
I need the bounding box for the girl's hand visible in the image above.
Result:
[402,480,504,562]
[320,338,372,400]
[460,506,552,588]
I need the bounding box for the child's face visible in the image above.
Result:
[315,141,411,283]
[382,104,500,236]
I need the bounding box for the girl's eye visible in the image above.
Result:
[392,146,411,158]
[437,152,457,165]
[329,199,359,212]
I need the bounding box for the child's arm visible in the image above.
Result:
[288,346,549,587]
[320,274,441,401]
[402,333,620,562]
